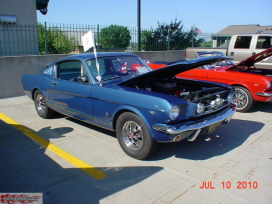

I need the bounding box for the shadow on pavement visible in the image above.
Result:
[65,117,116,138]
[65,115,265,162]
[62,114,265,162]
[248,101,272,113]
[148,118,264,161]
[0,120,162,204]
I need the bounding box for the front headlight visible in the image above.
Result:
[266,81,272,90]
[169,105,180,120]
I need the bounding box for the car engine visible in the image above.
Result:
[122,77,232,117]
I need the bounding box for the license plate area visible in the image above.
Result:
[207,121,221,135]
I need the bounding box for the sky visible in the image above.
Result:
[37,0,272,33]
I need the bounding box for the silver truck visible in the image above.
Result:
[185,33,272,69]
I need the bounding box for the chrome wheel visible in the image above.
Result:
[116,112,158,159]
[122,121,143,150]
[36,94,46,114]
[233,86,253,112]
[34,90,55,118]
[234,88,248,109]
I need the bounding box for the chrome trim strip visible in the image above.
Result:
[255,92,272,97]
[153,108,235,135]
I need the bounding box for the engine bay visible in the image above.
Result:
[122,76,231,110]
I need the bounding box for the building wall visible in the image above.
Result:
[0,51,185,98]
[0,0,37,23]
[0,0,39,56]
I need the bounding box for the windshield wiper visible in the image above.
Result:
[102,76,122,82]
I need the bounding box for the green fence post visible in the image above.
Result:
[44,22,48,54]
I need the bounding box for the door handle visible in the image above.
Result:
[51,81,57,85]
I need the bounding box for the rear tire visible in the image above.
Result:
[116,112,158,160]
[233,86,254,112]
[34,90,55,118]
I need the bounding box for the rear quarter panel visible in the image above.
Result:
[21,74,51,100]
[176,68,208,81]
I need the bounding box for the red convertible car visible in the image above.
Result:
[149,48,272,112]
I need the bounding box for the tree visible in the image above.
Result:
[100,25,131,48]
[196,39,212,47]
[141,30,153,51]
[37,23,78,54]
[141,19,199,50]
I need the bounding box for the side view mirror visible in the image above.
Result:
[77,76,89,83]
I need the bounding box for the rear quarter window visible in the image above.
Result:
[43,65,53,76]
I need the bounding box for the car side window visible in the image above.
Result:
[234,36,252,49]
[56,60,88,82]
[87,58,115,81]
[256,36,272,49]
[43,65,53,76]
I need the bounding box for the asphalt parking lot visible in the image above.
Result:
[0,96,271,204]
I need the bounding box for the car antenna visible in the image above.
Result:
[81,30,102,86]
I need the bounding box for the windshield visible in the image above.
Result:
[196,52,234,69]
[86,56,151,81]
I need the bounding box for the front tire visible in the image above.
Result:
[233,86,254,112]
[34,90,55,118]
[116,112,158,160]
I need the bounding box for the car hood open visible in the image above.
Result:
[227,47,272,70]
[121,55,232,83]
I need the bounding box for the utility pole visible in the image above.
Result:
[137,0,141,51]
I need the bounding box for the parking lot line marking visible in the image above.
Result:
[0,113,107,180]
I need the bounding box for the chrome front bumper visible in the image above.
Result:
[255,92,272,102]
[153,107,235,138]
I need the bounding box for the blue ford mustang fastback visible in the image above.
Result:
[21,52,236,159]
